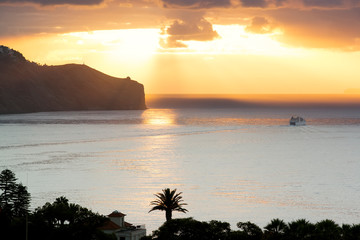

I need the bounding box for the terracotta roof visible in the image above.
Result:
[98,220,122,231]
[124,221,133,228]
[108,210,126,217]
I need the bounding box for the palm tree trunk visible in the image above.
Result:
[166,209,172,222]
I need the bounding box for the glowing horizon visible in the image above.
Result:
[1,0,360,95]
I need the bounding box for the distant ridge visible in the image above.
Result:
[146,94,360,109]
[0,45,146,114]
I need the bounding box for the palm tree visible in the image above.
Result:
[286,219,315,239]
[315,219,341,240]
[342,224,360,240]
[265,218,288,234]
[149,188,188,222]
[264,218,288,240]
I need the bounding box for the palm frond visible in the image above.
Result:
[148,188,188,219]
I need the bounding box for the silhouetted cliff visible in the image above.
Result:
[0,45,146,114]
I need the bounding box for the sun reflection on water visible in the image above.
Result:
[142,109,176,126]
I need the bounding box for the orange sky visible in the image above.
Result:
[1,0,360,94]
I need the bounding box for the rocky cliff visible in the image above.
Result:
[0,46,146,114]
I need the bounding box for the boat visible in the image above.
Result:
[290,116,306,126]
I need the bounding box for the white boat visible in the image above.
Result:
[290,116,306,126]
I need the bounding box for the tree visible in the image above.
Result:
[0,169,31,240]
[314,219,341,240]
[31,196,111,240]
[0,169,30,218]
[285,219,315,240]
[12,183,31,217]
[236,221,263,240]
[208,220,231,240]
[150,218,230,240]
[0,169,17,209]
[264,218,288,240]
[342,224,360,240]
[149,188,188,222]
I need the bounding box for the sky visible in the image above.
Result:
[1,0,360,94]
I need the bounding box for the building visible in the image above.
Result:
[99,210,146,240]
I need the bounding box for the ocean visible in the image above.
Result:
[1,96,360,232]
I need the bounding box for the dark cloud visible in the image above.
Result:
[275,0,287,6]
[272,7,360,50]
[0,2,162,37]
[167,18,219,40]
[245,16,274,33]
[1,0,360,52]
[161,17,220,48]
[0,0,104,6]
[240,0,268,8]
[161,0,232,9]
[302,0,344,7]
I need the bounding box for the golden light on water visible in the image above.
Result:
[147,117,173,126]
[142,109,176,126]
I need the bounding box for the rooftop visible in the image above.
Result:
[108,210,126,217]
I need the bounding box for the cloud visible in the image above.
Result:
[275,0,287,6]
[245,16,274,34]
[352,0,360,6]
[238,0,357,9]
[1,0,360,52]
[302,0,344,7]
[161,0,232,9]
[240,0,268,8]
[272,7,360,50]
[0,0,104,5]
[167,19,218,40]
[0,2,164,38]
[161,17,220,48]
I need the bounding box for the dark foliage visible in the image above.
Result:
[149,188,188,222]
[314,219,341,240]
[29,196,112,240]
[0,45,27,64]
[0,168,113,240]
[342,224,360,240]
[148,218,230,240]
[144,217,360,240]
[3,170,360,240]
[235,221,263,240]
[0,169,31,239]
[285,219,315,240]
[0,169,31,217]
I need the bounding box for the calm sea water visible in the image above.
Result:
[1,106,360,232]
